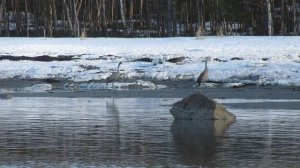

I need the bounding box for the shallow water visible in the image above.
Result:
[0,97,299,168]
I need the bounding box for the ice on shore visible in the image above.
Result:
[0,36,299,86]
[64,80,166,91]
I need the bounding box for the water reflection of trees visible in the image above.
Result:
[170,119,233,167]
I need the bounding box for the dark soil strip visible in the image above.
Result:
[0,55,78,62]
[134,58,153,62]
[167,57,185,63]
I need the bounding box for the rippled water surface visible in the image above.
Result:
[0,97,300,167]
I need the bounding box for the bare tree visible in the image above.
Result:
[266,0,273,35]
[120,0,127,34]
[280,0,285,35]
[172,0,177,36]
[52,0,57,29]
[292,0,299,35]
[167,0,173,36]
[0,0,299,37]
[102,0,107,30]
[2,0,9,36]
[0,0,3,35]
[63,0,73,35]
[111,0,115,24]
[46,0,54,37]
[129,0,134,29]
[73,0,82,37]
[140,0,143,27]
[24,0,29,37]
[14,0,21,35]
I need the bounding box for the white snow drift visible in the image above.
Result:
[0,36,299,86]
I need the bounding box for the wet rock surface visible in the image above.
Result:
[170,92,236,121]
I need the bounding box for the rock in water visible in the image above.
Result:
[170,92,236,121]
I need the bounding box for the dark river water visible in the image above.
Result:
[0,97,300,168]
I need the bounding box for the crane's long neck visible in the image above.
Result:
[205,60,208,69]
[117,64,121,73]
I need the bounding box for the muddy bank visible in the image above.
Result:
[0,55,78,61]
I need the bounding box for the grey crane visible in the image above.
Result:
[196,57,210,86]
[106,62,122,85]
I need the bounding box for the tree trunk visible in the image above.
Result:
[185,1,188,35]
[266,0,273,35]
[120,0,127,35]
[280,0,285,35]
[111,0,115,24]
[63,0,73,35]
[2,0,9,36]
[196,0,205,38]
[0,0,3,35]
[167,0,173,37]
[62,0,66,31]
[52,0,57,29]
[15,0,21,35]
[73,0,82,37]
[129,0,134,29]
[102,0,107,28]
[140,0,143,27]
[146,0,150,36]
[292,0,297,35]
[24,0,29,37]
[46,0,53,37]
[172,0,177,36]
[32,0,39,35]
[196,0,201,29]
[200,0,205,35]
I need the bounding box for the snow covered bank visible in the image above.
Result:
[0,36,299,86]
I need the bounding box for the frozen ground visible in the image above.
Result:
[0,36,299,89]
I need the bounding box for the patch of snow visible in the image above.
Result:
[0,84,52,93]
[0,37,299,86]
[193,83,219,88]
[64,80,166,91]
[223,83,246,88]
[24,84,52,92]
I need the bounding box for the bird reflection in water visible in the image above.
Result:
[106,98,121,142]
[106,98,120,129]
[170,119,234,166]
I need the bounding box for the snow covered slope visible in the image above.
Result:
[0,36,299,86]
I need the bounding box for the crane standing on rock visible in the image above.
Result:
[197,57,210,86]
[106,62,122,86]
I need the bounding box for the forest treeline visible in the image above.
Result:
[0,0,300,37]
